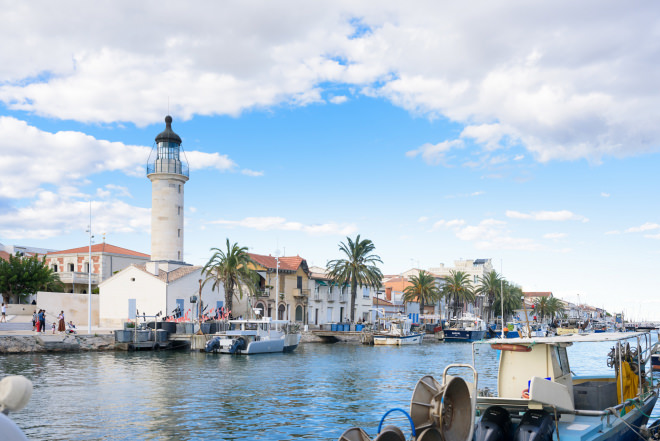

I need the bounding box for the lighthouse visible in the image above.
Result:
[147,115,189,262]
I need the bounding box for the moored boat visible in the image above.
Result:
[443,313,487,342]
[373,316,423,345]
[204,318,301,354]
[338,331,660,441]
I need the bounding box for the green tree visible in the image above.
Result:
[403,270,441,318]
[326,235,383,322]
[546,296,563,320]
[0,253,63,303]
[475,270,502,323]
[534,296,549,321]
[493,280,523,320]
[201,239,257,317]
[442,270,474,319]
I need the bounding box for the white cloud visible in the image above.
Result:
[0,191,149,240]
[543,232,567,240]
[1,2,659,162]
[506,210,589,223]
[417,216,429,223]
[601,192,610,198]
[0,117,239,199]
[406,140,464,165]
[209,216,357,236]
[241,169,264,177]
[626,222,660,233]
[329,95,348,104]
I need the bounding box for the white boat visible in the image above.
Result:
[338,331,660,441]
[204,318,301,354]
[373,316,423,345]
[0,375,32,441]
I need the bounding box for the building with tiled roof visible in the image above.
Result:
[246,253,311,323]
[45,242,150,294]
[98,261,223,328]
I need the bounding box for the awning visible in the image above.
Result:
[257,271,268,280]
[316,280,327,286]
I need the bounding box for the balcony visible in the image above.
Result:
[293,288,310,298]
[255,289,270,298]
[56,272,100,285]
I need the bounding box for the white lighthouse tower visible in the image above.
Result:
[147,115,189,263]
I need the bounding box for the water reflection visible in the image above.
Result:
[0,337,658,440]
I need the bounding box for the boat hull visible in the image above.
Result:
[444,329,486,342]
[373,333,423,345]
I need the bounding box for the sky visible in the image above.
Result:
[1,1,659,320]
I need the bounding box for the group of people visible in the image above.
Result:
[32,309,75,334]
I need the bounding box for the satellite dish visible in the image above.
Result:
[409,375,473,441]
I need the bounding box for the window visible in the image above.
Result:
[52,265,58,272]
[178,185,181,194]
[178,206,181,215]
[178,251,181,260]
[84,263,90,273]
[178,229,181,238]
[297,276,302,289]
[68,263,75,272]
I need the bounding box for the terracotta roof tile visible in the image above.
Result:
[248,253,307,272]
[48,243,150,258]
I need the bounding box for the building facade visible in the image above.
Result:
[45,243,150,294]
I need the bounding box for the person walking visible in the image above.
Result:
[57,311,66,333]
[39,309,46,333]
[32,310,37,331]
[1,303,6,322]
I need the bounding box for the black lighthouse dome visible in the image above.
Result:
[155,115,182,144]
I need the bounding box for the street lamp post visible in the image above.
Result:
[87,202,93,334]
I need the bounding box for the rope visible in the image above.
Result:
[606,405,648,440]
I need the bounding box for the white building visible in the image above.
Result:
[428,258,493,317]
[306,266,380,325]
[99,262,222,328]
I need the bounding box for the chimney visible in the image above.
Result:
[146,261,159,276]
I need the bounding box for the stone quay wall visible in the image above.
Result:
[0,334,115,353]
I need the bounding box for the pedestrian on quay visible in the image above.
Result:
[32,310,37,331]
[51,322,56,334]
[1,303,6,322]
[39,309,46,333]
[57,310,66,333]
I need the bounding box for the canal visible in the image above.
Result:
[1,339,658,440]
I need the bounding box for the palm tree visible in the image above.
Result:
[534,296,549,321]
[403,270,441,318]
[201,239,257,318]
[546,297,563,321]
[326,235,383,322]
[493,280,523,321]
[475,270,501,324]
[441,270,474,320]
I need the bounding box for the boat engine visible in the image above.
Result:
[513,409,554,441]
[474,406,512,441]
[204,336,221,352]
[228,337,247,354]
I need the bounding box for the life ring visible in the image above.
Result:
[490,343,532,352]
[521,388,530,399]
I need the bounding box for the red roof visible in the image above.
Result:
[248,253,307,272]
[523,292,553,298]
[47,243,150,258]
[0,251,10,262]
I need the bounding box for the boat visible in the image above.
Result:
[433,324,444,341]
[443,313,487,342]
[505,322,552,338]
[372,316,423,345]
[204,318,301,354]
[337,331,660,441]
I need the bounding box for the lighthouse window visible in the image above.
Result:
[178,229,181,238]
[178,206,181,215]
[178,185,181,194]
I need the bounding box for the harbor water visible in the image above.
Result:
[1,338,659,440]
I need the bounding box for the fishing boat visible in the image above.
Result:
[373,316,423,345]
[204,318,301,354]
[443,313,487,342]
[337,331,659,441]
